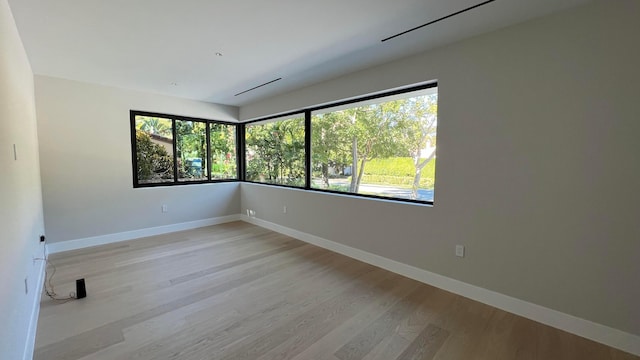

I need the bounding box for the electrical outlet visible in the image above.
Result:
[455,245,465,258]
[246,209,256,218]
[283,206,287,214]
[40,235,46,243]
[162,204,168,213]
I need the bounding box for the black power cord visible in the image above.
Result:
[34,246,78,303]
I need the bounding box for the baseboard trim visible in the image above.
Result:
[241,215,640,356]
[23,254,46,360]
[46,215,241,254]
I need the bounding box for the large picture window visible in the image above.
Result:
[311,86,438,202]
[244,115,306,187]
[131,111,239,187]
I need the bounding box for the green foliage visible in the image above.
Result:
[311,111,352,186]
[135,115,237,181]
[363,157,435,177]
[360,157,436,188]
[210,123,237,179]
[246,117,305,186]
[176,120,207,180]
[135,116,172,137]
[360,174,434,189]
[135,130,173,182]
[395,94,438,159]
[329,184,350,192]
[311,92,438,196]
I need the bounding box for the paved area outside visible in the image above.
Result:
[323,179,434,202]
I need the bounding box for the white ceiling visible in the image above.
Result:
[9,0,591,107]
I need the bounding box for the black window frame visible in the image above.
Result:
[130,110,240,188]
[130,82,438,205]
[241,82,438,205]
[243,112,307,189]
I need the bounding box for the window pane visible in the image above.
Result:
[245,115,305,187]
[176,120,207,181]
[210,123,237,179]
[311,87,438,202]
[135,116,175,184]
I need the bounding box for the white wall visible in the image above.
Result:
[35,76,241,244]
[0,0,46,358]
[240,0,640,338]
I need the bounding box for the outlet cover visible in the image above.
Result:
[455,245,465,258]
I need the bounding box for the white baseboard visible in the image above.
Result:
[23,255,46,360]
[241,215,640,356]
[46,215,241,254]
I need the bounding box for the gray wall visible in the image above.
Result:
[35,76,241,244]
[0,0,46,358]
[240,0,640,336]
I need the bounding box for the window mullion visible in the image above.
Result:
[238,123,245,181]
[305,110,311,190]
[206,122,212,181]
[172,118,178,183]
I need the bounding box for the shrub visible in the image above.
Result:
[360,174,434,188]
[361,157,436,188]
[136,130,173,181]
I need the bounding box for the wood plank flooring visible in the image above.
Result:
[34,221,638,360]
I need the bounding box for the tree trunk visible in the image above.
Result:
[350,137,358,192]
[411,148,435,199]
[320,129,330,188]
[354,140,371,193]
[355,156,367,193]
[321,163,329,188]
[411,168,422,200]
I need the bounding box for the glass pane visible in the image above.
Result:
[210,123,237,179]
[311,87,438,202]
[135,116,175,184]
[176,120,207,181]
[245,115,305,187]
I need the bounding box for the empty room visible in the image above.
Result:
[1,0,639,359]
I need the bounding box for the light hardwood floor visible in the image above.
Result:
[34,221,638,360]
